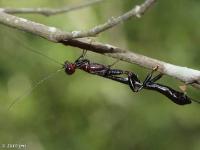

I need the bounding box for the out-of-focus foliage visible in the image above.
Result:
[0,0,200,150]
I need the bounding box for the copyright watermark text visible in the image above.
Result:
[0,144,27,149]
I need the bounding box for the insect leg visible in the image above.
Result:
[75,49,87,62]
[143,66,159,85]
[127,72,143,92]
[149,73,163,83]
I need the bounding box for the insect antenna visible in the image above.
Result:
[3,31,67,110]
[19,41,63,66]
[8,68,64,110]
[6,31,63,66]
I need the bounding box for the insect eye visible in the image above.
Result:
[65,64,76,75]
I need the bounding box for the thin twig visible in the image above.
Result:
[0,12,199,89]
[68,0,156,38]
[0,0,199,89]
[1,0,103,16]
[0,0,156,40]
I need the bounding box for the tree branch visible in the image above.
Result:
[60,39,200,89]
[63,0,156,39]
[0,0,156,40]
[0,0,103,16]
[0,1,199,89]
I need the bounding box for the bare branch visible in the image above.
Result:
[0,0,156,40]
[69,0,156,38]
[0,11,68,42]
[1,0,103,16]
[0,11,199,89]
[0,0,200,89]
[60,39,200,89]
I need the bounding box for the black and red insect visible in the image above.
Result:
[63,51,198,105]
[8,39,199,107]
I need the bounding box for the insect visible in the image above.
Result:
[64,53,198,105]
[7,36,199,108]
[104,67,195,105]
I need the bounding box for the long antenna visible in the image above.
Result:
[19,41,63,66]
[6,30,63,66]
[8,68,64,110]
[4,31,65,110]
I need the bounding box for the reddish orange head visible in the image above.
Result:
[64,61,76,75]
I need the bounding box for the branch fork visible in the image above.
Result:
[0,0,200,89]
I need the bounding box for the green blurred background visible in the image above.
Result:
[0,0,200,150]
